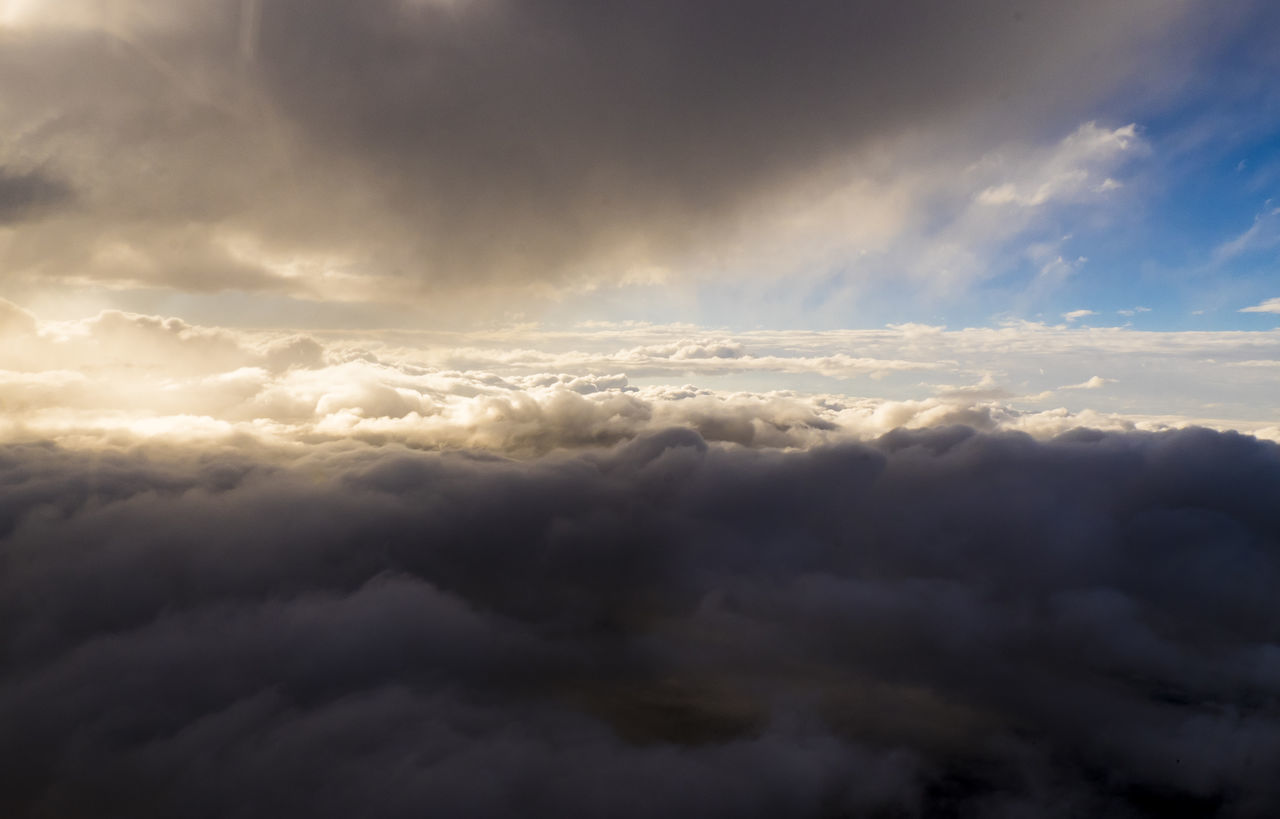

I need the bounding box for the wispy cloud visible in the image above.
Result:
[1241,296,1280,314]
[1215,206,1280,262]
[1061,375,1114,390]
[974,122,1139,208]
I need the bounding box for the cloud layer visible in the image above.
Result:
[2,300,1277,452]
[0,0,1240,305]
[2,426,1279,816]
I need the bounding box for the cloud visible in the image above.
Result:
[1216,207,1280,262]
[0,299,38,336]
[873,119,1140,298]
[1062,309,1097,322]
[1061,375,1114,390]
[2,300,1279,450]
[974,122,1139,208]
[0,0,1232,305]
[0,168,73,225]
[1241,297,1280,314]
[1,426,1279,815]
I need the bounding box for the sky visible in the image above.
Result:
[0,0,1277,438]
[2,2,1280,816]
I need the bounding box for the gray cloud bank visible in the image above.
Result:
[3,427,1279,817]
[0,0,1242,301]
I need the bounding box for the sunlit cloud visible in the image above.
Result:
[2,300,1277,453]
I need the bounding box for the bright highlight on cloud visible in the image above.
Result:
[2,300,1278,452]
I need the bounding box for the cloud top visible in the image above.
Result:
[2,426,1279,815]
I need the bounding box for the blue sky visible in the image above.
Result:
[561,93,1280,334]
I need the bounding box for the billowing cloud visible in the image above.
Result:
[2,426,1279,815]
[2,300,1278,451]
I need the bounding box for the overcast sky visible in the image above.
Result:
[0,0,1277,330]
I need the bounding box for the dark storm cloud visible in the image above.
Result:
[0,168,71,225]
[3,426,1279,816]
[254,0,1189,284]
[0,0,1244,296]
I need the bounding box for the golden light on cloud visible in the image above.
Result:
[0,0,40,26]
[1,298,1277,454]
[0,0,106,29]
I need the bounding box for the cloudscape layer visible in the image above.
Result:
[1,1,1279,816]
[4,427,1280,817]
